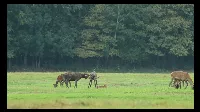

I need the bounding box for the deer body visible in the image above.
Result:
[88,71,98,88]
[169,71,194,89]
[96,84,107,89]
[53,72,89,88]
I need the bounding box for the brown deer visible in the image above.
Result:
[53,75,64,88]
[169,71,194,89]
[96,84,107,89]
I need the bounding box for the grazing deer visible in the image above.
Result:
[96,84,107,89]
[62,72,90,88]
[169,71,194,89]
[53,72,89,88]
[53,75,65,88]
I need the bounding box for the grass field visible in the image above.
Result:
[7,72,194,109]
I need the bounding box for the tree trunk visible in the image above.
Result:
[8,58,11,69]
[105,56,109,68]
[32,56,35,68]
[38,56,40,69]
[156,56,160,68]
[170,55,176,70]
[114,4,120,39]
[110,56,114,67]
[35,56,38,68]
[24,53,27,67]
[96,57,100,69]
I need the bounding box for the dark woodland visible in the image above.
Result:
[7,4,194,72]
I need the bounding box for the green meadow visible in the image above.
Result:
[7,72,194,109]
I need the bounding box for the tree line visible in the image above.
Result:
[7,4,194,72]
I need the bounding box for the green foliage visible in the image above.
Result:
[144,5,194,57]
[75,4,118,58]
[7,4,194,70]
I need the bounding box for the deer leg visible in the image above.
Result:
[56,80,59,85]
[95,80,98,88]
[74,80,78,88]
[172,80,176,87]
[185,81,188,89]
[69,81,71,87]
[88,81,90,88]
[61,81,64,86]
[174,80,178,89]
[90,80,93,87]
[182,81,184,87]
[65,80,69,88]
[88,80,90,88]
[169,78,173,87]
[60,81,64,86]
[76,80,78,88]
[88,80,92,88]
[89,80,92,87]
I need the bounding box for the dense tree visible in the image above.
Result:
[7,4,194,72]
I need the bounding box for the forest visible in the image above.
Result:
[7,4,194,72]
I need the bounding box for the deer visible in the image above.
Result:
[53,72,89,88]
[88,71,99,88]
[169,71,194,90]
[53,75,65,88]
[62,72,90,88]
[96,84,107,89]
